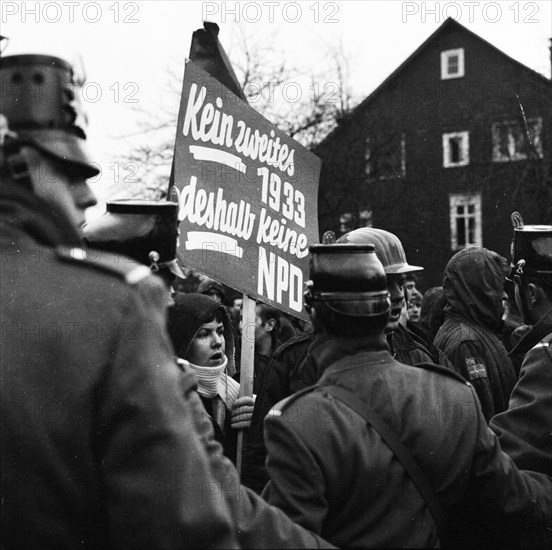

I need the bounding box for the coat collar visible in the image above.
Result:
[509,308,552,357]
[311,334,390,377]
[0,180,82,247]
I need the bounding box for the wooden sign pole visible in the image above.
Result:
[236,293,255,476]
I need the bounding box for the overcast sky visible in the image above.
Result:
[2,0,551,212]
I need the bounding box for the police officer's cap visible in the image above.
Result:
[0,54,98,178]
[512,223,552,282]
[305,243,390,318]
[83,200,185,278]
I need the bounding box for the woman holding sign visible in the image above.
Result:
[168,292,254,464]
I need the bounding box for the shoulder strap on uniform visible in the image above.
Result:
[56,246,152,285]
[272,332,313,360]
[412,361,470,385]
[268,384,318,417]
[318,384,446,543]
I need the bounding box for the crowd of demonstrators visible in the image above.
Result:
[3,50,552,550]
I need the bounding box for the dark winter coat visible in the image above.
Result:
[262,337,552,548]
[0,182,237,549]
[434,247,517,421]
[242,325,451,493]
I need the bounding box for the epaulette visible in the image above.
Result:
[55,246,152,285]
[412,361,472,387]
[273,332,315,360]
[267,384,318,418]
[533,333,552,350]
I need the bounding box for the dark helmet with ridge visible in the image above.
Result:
[83,199,185,280]
[510,212,552,286]
[304,243,390,320]
[0,53,99,178]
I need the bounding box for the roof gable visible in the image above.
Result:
[314,17,551,151]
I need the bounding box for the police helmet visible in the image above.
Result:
[511,223,552,284]
[337,228,422,274]
[0,54,98,178]
[83,200,185,278]
[304,243,390,318]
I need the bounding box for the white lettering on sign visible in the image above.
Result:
[256,208,308,259]
[258,246,303,312]
[182,83,296,177]
[179,176,256,240]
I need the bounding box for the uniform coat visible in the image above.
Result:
[262,337,552,548]
[491,309,552,475]
[490,310,552,548]
[0,182,237,549]
[242,324,451,493]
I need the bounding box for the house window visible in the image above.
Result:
[492,117,543,162]
[441,48,465,79]
[449,193,482,250]
[365,133,406,180]
[339,210,372,235]
[443,131,469,167]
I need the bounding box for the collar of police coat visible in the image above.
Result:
[0,178,82,247]
[508,307,552,358]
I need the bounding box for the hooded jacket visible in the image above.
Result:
[434,247,517,421]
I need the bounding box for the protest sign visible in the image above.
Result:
[171,60,321,320]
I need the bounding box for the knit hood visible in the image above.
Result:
[168,292,236,377]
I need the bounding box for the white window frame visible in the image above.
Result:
[449,193,482,251]
[492,117,543,162]
[443,131,469,168]
[441,48,465,79]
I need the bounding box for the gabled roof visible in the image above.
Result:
[314,18,551,151]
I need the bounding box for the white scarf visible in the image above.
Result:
[186,356,240,410]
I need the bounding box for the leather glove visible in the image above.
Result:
[231,395,256,430]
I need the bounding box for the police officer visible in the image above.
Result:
[0,53,332,550]
[262,243,552,548]
[83,199,185,294]
[242,226,450,494]
[490,218,552,547]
